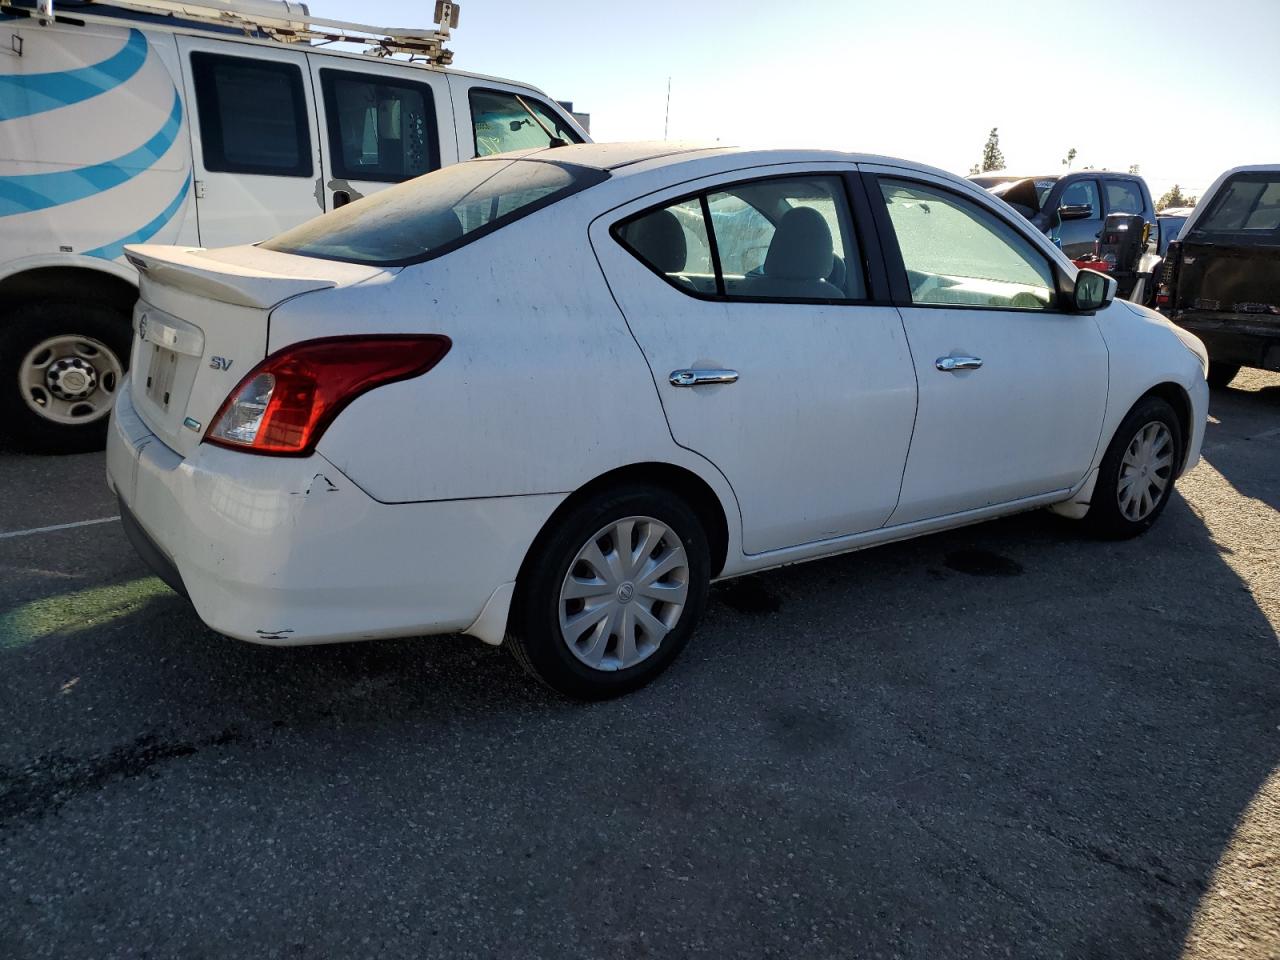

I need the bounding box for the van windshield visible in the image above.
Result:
[261,158,607,266]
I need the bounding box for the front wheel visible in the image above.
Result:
[1083,395,1184,539]
[506,485,711,700]
[0,301,132,453]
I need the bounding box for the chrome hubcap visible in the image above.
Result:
[1117,421,1174,522]
[19,335,123,425]
[558,516,689,672]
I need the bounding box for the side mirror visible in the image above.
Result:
[1073,268,1116,312]
[1058,203,1094,221]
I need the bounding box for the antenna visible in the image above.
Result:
[664,76,671,140]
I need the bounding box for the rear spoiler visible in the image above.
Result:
[124,244,339,310]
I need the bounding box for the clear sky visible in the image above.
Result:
[308,0,1280,202]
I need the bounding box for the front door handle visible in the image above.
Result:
[669,368,739,387]
[935,356,983,372]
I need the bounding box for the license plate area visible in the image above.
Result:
[145,343,180,410]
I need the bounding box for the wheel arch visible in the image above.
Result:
[0,261,140,320]
[517,461,733,589]
[1139,381,1193,475]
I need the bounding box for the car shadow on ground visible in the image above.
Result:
[1,411,1278,957]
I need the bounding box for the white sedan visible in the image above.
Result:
[107,143,1210,699]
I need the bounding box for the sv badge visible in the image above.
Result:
[209,356,233,371]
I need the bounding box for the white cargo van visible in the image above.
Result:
[0,0,588,451]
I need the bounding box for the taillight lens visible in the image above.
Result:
[205,335,451,456]
[1155,241,1181,311]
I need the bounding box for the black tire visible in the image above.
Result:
[1083,395,1184,540]
[0,300,132,453]
[1206,362,1241,390]
[506,484,711,700]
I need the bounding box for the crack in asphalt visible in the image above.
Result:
[0,727,246,831]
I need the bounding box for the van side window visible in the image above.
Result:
[190,53,313,177]
[320,70,439,183]
[469,89,582,157]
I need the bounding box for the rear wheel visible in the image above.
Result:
[1083,395,1184,539]
[506,485,710,700]
[1206,362,1241,389]
[0,301,131,453]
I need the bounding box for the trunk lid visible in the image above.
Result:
[124,244,391,458]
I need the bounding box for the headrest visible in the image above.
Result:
[626,209,688,274]
[765,206,835,280]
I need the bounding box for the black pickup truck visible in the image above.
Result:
[1157,166,1280,387]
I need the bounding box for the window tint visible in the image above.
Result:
[1195,175,1280,233]
[616,176,865,302]
[191,53,312,177]
[1104,179,1144,215]
[320,70,438,182]
[470,89,582,157]
[1059,179,1100,216]
[261,158,607,265]
[879,179,1055,311]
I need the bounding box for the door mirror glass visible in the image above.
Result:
[1058,203,1093,221]
[1073,268,1114,311]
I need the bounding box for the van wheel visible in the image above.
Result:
[1206,362,1240,389]
[1083,396,1184,540]
[0,301,131,453]
[506,485,711,700]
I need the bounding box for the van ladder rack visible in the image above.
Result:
[30,0,460,66]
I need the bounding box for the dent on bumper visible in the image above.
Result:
[107,386,562,646]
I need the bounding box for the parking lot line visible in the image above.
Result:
[0,516,120,540]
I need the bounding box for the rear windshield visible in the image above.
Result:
[1192,173,1280,236]
[261,158,607,266]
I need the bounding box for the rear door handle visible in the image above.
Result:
[669,368,739,387]
[935,356,983,372]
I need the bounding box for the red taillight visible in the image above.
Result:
[205,335,451,456]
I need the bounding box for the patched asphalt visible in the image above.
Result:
[2,371,1278,959]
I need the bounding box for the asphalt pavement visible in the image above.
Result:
[2,371,1278,959]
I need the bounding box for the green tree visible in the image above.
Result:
[981,128,1004,172]
[1062,147,1077,169]
[1128,163,1140,174]
[1157,184,1198,210]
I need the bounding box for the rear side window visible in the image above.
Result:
[261,158,607,266]
[616,176,866,302]
[191,53,312,177]
[1104,179,1144,215]
[320,70,439,182]
[1195,174,1280,234]
[470,89,583,157]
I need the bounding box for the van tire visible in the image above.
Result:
[0,301,132,454]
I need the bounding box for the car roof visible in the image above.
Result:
[496,142,962,178]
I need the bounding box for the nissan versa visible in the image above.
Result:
[107,143,1210,698]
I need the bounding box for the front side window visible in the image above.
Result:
[1194,174,1280,234]
[320,70,439,182]
[1104,179,1144,215]
[469,89,583,157]
[879,179,1056,310]
[616,175,866,302]
[190,53,312,177]
[1060,179,1100,216]
[261,158,606,265]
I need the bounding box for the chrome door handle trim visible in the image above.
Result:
[669,368,739,387]
[935,356,983,372]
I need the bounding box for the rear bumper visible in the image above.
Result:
[1173,314,1280,371]
[106,382,563,646]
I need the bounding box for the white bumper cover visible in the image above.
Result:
[107,384,561,646]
